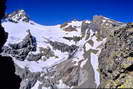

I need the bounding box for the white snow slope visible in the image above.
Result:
[2,17,106,88]
[2,20,83,71]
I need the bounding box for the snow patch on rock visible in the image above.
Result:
[56,80,70,88]
[31,80,41,89]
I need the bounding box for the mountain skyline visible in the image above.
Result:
[6,0,133,25]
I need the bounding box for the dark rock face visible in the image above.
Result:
[49,40,78,53]
[0,0,6,21]
[63,36,82,43]
[99,23,133,88]
[0,26,8,52]
[0,56,21,89]
[0,0,21,89]
[63,25,77,32]
[0,0,8,52]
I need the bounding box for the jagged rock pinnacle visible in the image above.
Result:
[6,9,29,23]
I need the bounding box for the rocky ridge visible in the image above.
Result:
[6,9,29,23]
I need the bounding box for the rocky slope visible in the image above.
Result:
[1,9,133,89]
[99,23,133,88]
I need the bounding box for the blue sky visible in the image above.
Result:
[6,0,133,25]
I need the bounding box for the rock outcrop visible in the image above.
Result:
[6,9,29,23]
[2,30,37,61]
[99,23,133,88]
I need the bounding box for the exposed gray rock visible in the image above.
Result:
[98,23,133,88]
[92,15,123,40]
[2,30,37,61]
[63,25,77,32]
[9,30,36,51]
[26,53,42,61]
[15,65,41,89]
[6,9,29,23]
[44,38,79,54]
[49,41,78,53]
[39,47,55,59]
[20,79,37,89]
[63,36,82,43]
[81,21,89,36]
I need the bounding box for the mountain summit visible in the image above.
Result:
[6,9,29,23]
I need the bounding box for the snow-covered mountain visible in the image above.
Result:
[2,9,129,89]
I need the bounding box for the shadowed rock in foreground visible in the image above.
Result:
[0,0,8,52]
[0,56,21,89]
[0,0,21,89]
